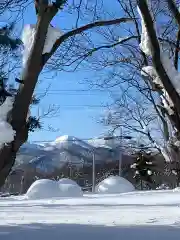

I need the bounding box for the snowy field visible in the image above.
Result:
[1,189,180,239]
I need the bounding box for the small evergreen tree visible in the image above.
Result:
[131,150,156,189]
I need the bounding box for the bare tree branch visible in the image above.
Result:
[166,0,180,27]
[137,0,180,132]
[43,17,134,64]
[174,29,180,69]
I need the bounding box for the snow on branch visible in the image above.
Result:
[0,97,15,146]
[0,97,13,121]
[138,1,180,118]
[43,17,134,64]
[137,0,180,162]
[137,6,152,56]
[141,66,163,89]
[22,24,63,67]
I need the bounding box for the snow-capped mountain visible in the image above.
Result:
[14,135,117,174]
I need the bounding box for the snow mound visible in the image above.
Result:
[26,178,83,200]
[58,178,79,186]
[26,179,61,200]
[95,176,135,194]
[58,178,83,197]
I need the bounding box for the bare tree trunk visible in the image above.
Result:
[0,145,16,188]
[0,3,52,188]
[0,124,29,188]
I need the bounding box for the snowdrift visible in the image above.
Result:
[26,178,83,199]
[95,176,135,194]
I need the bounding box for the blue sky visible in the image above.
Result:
[10,1,120,143]
[1,1,162,146]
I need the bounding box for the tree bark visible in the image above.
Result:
[0,4,52,188]
[137,0,180,133]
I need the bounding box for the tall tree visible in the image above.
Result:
[135,0,180,173]
[77,0,180,165]
[0,0,133,187]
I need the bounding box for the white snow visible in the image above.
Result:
[173,187,180,192]
[58,184,83,197]
[160,146,172,163]
[137,6,152,55]
[58,178,80,186]
[0,121,15,144]
[141,62,174,116]
[53,135,91,150]
[22,24,62,67]
[156,184,170,190]
[138,6,180,117]
[0,97,14,121]
[160,94,174,115]
[26,179,61,200]
[174,140,180,147]
[26,179,83,200]
[54,135,75,144]
[1,190,180,239]
[95,176,135,194]
[88,137,117,149]
[131,163,137,169]
[58,178,83,197]
[26,109,31,121]
[0,97,15,146]
[141,66,163,88]
[161,54,180,96]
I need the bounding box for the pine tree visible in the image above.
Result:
[131,150,156,189]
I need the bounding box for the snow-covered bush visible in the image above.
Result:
[95,176,135,194]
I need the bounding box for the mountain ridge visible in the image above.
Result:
[15,135,117,174]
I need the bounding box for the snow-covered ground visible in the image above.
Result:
[1,190,180,239]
